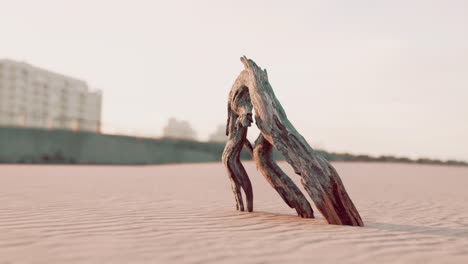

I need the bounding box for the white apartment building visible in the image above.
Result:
[0,59,102,132]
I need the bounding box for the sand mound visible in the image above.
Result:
[1,162,467,263]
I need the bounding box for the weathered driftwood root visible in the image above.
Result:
[223,56,364,226]
[222,85,253,212]
[253,134,314,218]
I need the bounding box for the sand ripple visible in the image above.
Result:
[1,162,467,263]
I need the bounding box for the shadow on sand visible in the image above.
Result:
[228,210,468,239]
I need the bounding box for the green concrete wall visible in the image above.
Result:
[2,127,464,166]
[0,127,234,164]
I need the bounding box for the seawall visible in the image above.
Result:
[0,127,239,164]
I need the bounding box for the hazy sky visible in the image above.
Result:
[1,0,467,160]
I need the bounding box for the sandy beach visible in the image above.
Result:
[1,162,467,263]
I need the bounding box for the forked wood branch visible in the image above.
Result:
[223,56,363,226]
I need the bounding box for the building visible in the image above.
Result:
[0,59,102,132]
[162,118,197,140]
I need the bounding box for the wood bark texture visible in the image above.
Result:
[223,56,364,226]
[253,134,314,218]
[222,84,253,212]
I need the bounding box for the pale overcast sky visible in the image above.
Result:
[1,0,467,160]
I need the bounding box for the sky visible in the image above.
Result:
[1,0,467,161]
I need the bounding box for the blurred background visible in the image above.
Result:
[0,0,467,165]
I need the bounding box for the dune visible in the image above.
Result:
[0,162,467,263]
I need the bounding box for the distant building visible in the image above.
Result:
[162,118,197,140]
[208,124,227,142]
[0,59,102,132]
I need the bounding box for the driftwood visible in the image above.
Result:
[223,56,364,226]
[222,84,254,212]
[253,134,314,218]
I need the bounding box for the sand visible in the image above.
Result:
[0,162,467,263]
